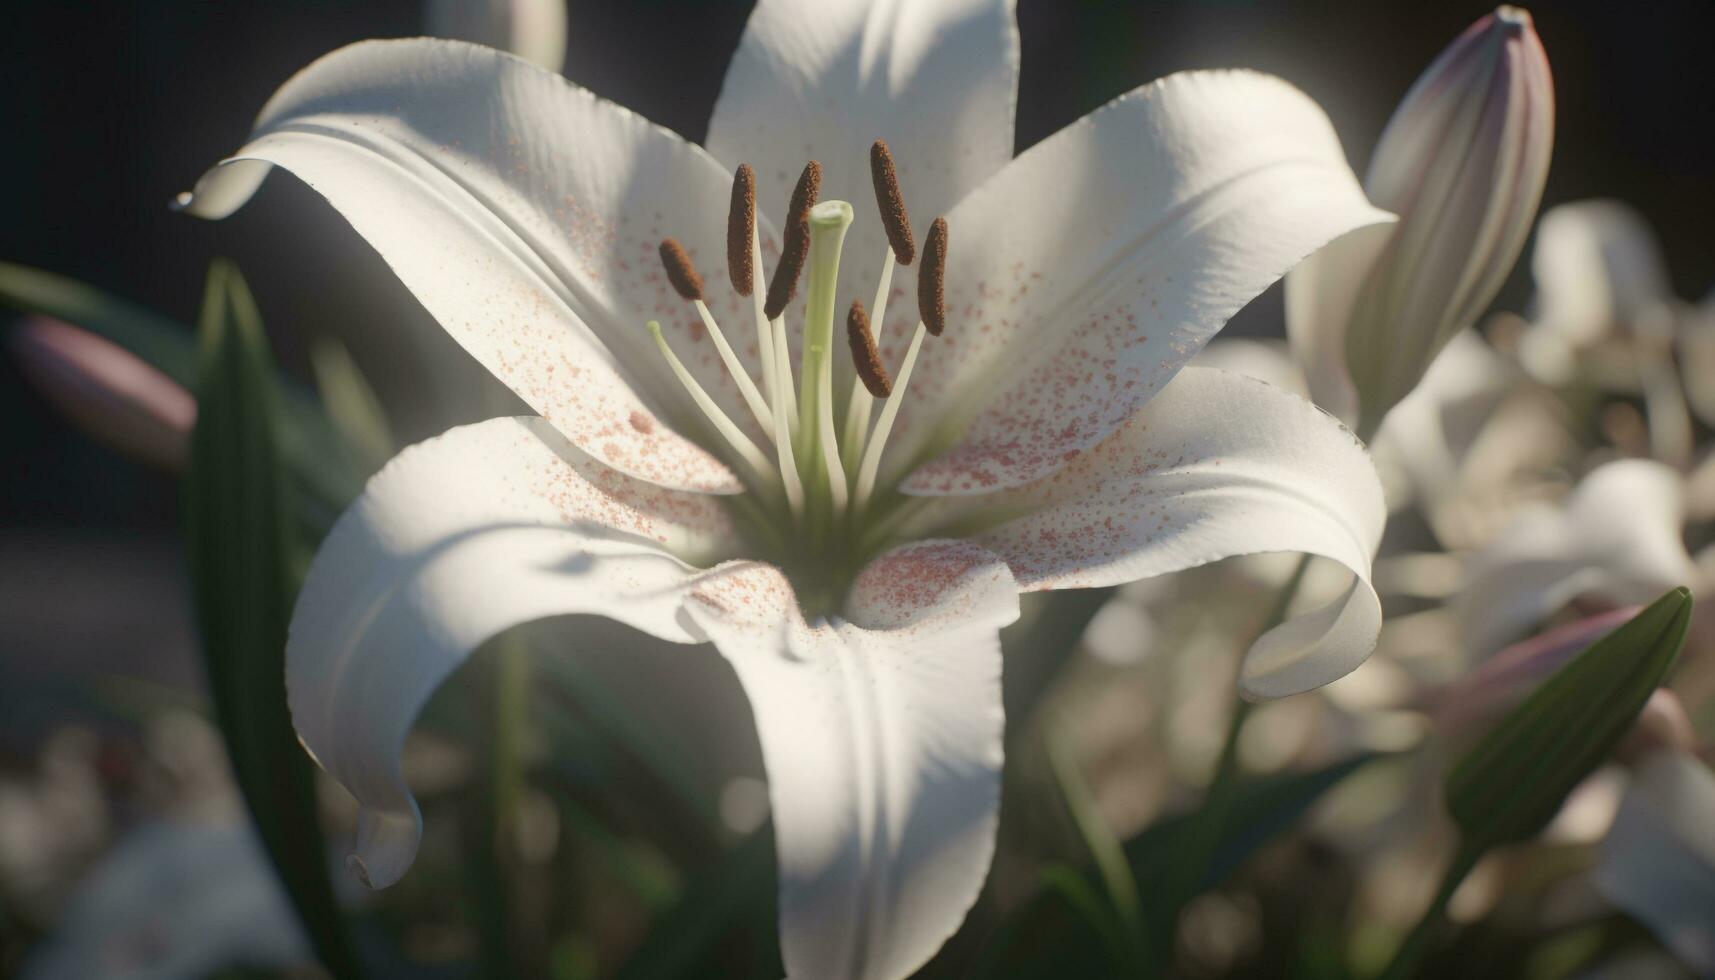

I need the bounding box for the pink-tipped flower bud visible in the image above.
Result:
[9,316,197,470]
[1426,606,1636,747]
[1288,7,1553,440]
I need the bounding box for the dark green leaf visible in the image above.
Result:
[1044,723,1147,969]
[183,259,364,978]
[1446,588,1691,850]
[1126,752,1381,890]
[971,755,1378,979]
[310,337,394,476]
[970,865,1124,979]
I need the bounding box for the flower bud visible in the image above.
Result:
[1426,607,1636,747]
[1287,7,1553,440]
[9,316,197,470]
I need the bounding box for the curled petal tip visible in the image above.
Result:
[345,853,374,889]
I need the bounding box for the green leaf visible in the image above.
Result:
[183,259,364,978]
[972,864,1126,979]
[1445,588,1692,851]
[1044,723,1148,970]
[971,755,1378,979]
[1126,752,1381,890]
[310,337,394,476]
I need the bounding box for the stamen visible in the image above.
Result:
[854,321,930,511]
[764,161,822,320]
[918,217,948,337]
[869,140,915,265]
[657,238,704,301]
[646,320,774,484]
[658,239,774,433]
[727,164,757,296]
[846,299,892,397]
[731,166,782,418]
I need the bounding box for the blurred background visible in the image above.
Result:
[4,1,1715,977]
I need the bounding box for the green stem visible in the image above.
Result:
[465,638,530,977]
[1376,840,1483,980]
[1158,554,1311,957]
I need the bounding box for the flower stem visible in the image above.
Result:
[1158,554,1311,959]
[1375,840,1483,980]
[464,636,530,976]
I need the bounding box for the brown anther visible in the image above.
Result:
[847,298,892,398]
[727,164,756,296]
[869,140,915,265]
[918,217,948,336]
[763,161,822,319]
[658,238,703,302]
[786,160,822,227]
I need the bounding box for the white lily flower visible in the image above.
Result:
[21,821,311,980]
[1594,750,1715,978]
[177,4,1392,975]
[1457,460,1697,658]
[424,0,567,71]
[1287,6,1553,439]
[1516,199,1673,386]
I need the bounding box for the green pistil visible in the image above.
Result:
[799,201,854,538]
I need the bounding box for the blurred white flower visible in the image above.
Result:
[178,3,1393,975]
[1287,6,1553,439]
[1370,329,1569,549]
[1594,750,1715,978]
[1515,200,1695,465]
[1457,460,1698,657]
[1517,200,1673,386]
[424,0,567,71]
[21,821,311,980]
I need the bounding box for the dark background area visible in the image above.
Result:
[4,0,1713,536]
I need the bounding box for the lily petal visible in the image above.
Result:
[286,416,740,888]
[960,368,1385,699]
[890,70,1392,494]
[1457,459,1697,658]
[686,540,1019,980]
[178,38,765,493]
[1594,750,1715,977]
[707,0,1019,342]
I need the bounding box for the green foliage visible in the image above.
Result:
[976,754,1381,978]
[182,260,363,979]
